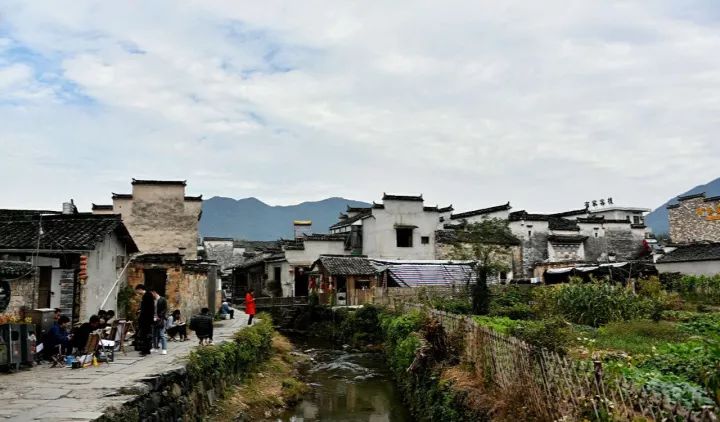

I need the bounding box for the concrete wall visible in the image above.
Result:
[656,260,720,276]
[362,200,439,259]
[285,240,348,266]
[82,232,129,320]
[669,197,720,243]
[454,209,511,225]
[265,261,292,297]
[113,184,201,259]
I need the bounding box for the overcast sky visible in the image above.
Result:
[1,1,719,214]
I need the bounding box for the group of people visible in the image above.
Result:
[134,285,255,356]
[42,308,115,359]
[42,285,256,361]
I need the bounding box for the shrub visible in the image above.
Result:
[490,302,535,320]
[187,312,274,384]
[552,282,654,327]
[666,274,720,305]
[429,297,473,315]
[509,318,570,353]
[336,305,383,347]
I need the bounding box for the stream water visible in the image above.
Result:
[271,336,411,422]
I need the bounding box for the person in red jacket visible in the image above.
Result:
[245,288,256,325]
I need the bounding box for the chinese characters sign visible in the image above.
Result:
[696,205,720,221]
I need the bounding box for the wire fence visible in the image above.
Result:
[402,304,718,422]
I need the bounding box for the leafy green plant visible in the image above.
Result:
[641,338,720,402]
[552,281,655,327]
[606,363,716,410]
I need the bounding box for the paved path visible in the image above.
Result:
[0,313,249,422]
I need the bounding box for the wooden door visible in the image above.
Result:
[37,267,52,308]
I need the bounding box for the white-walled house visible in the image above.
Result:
[330,194,453,260]
[0,210,138,322]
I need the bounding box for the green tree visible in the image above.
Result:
[448,219,519,315]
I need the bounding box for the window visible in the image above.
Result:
[421,236,430,244]
[633,216,640,224]
[396,228,413,247]
[274,267,282,282]
[528,230,532,238]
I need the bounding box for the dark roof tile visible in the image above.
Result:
[0,214,138,252]
[549,217,580,231]
[132,179,187,186]
[657,243,720,263]
[548,234,588,243]
[382,193,423,202]
[313,256,377,275]
[0,260,34,277]
[451,203,511,220]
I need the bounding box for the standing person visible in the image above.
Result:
[245,288,256,325]
[151,288,168,355]
[135,284,154,356]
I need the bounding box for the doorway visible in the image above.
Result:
[294,267,309,297]
[143,269,167,297]
[38,267,52,308]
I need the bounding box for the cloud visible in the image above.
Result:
[1,0,719,215]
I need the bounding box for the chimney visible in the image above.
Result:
[293,220,312,239]
[62,199,77,215]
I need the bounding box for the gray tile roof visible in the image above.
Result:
[314,256,377,275]
[0,213,138,252]
[450,203,511,220]
[657,243,720,263]
[0,260,34,277]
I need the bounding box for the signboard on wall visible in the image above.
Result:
[696,204,720,221]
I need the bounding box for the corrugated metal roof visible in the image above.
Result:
[384,263,475,287]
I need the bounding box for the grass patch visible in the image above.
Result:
[591,320,687,355]
[209,333,309,421]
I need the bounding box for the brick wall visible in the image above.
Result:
[669,196,720,243]
[126,262,219,322]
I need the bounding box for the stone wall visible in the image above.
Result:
[522,232,549,277]
[113,183,201,259]
[669,196,720,243]
[98,319,274,422]
[126,262,220,320]
[5,274,38,315]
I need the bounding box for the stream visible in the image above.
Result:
[270,336,412,422]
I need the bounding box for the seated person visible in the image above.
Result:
[43,315,71,359]
[104,310,116,326]
[71,315,101,353]
[166,310,187,341]
[219,301,234,319]
[189,308,214,345]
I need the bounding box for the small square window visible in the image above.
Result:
[421,236,430,244]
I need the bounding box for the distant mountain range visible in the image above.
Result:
[199,196,371,240]
[645,177,720,235]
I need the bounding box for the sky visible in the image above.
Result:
[1,1,719,214]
